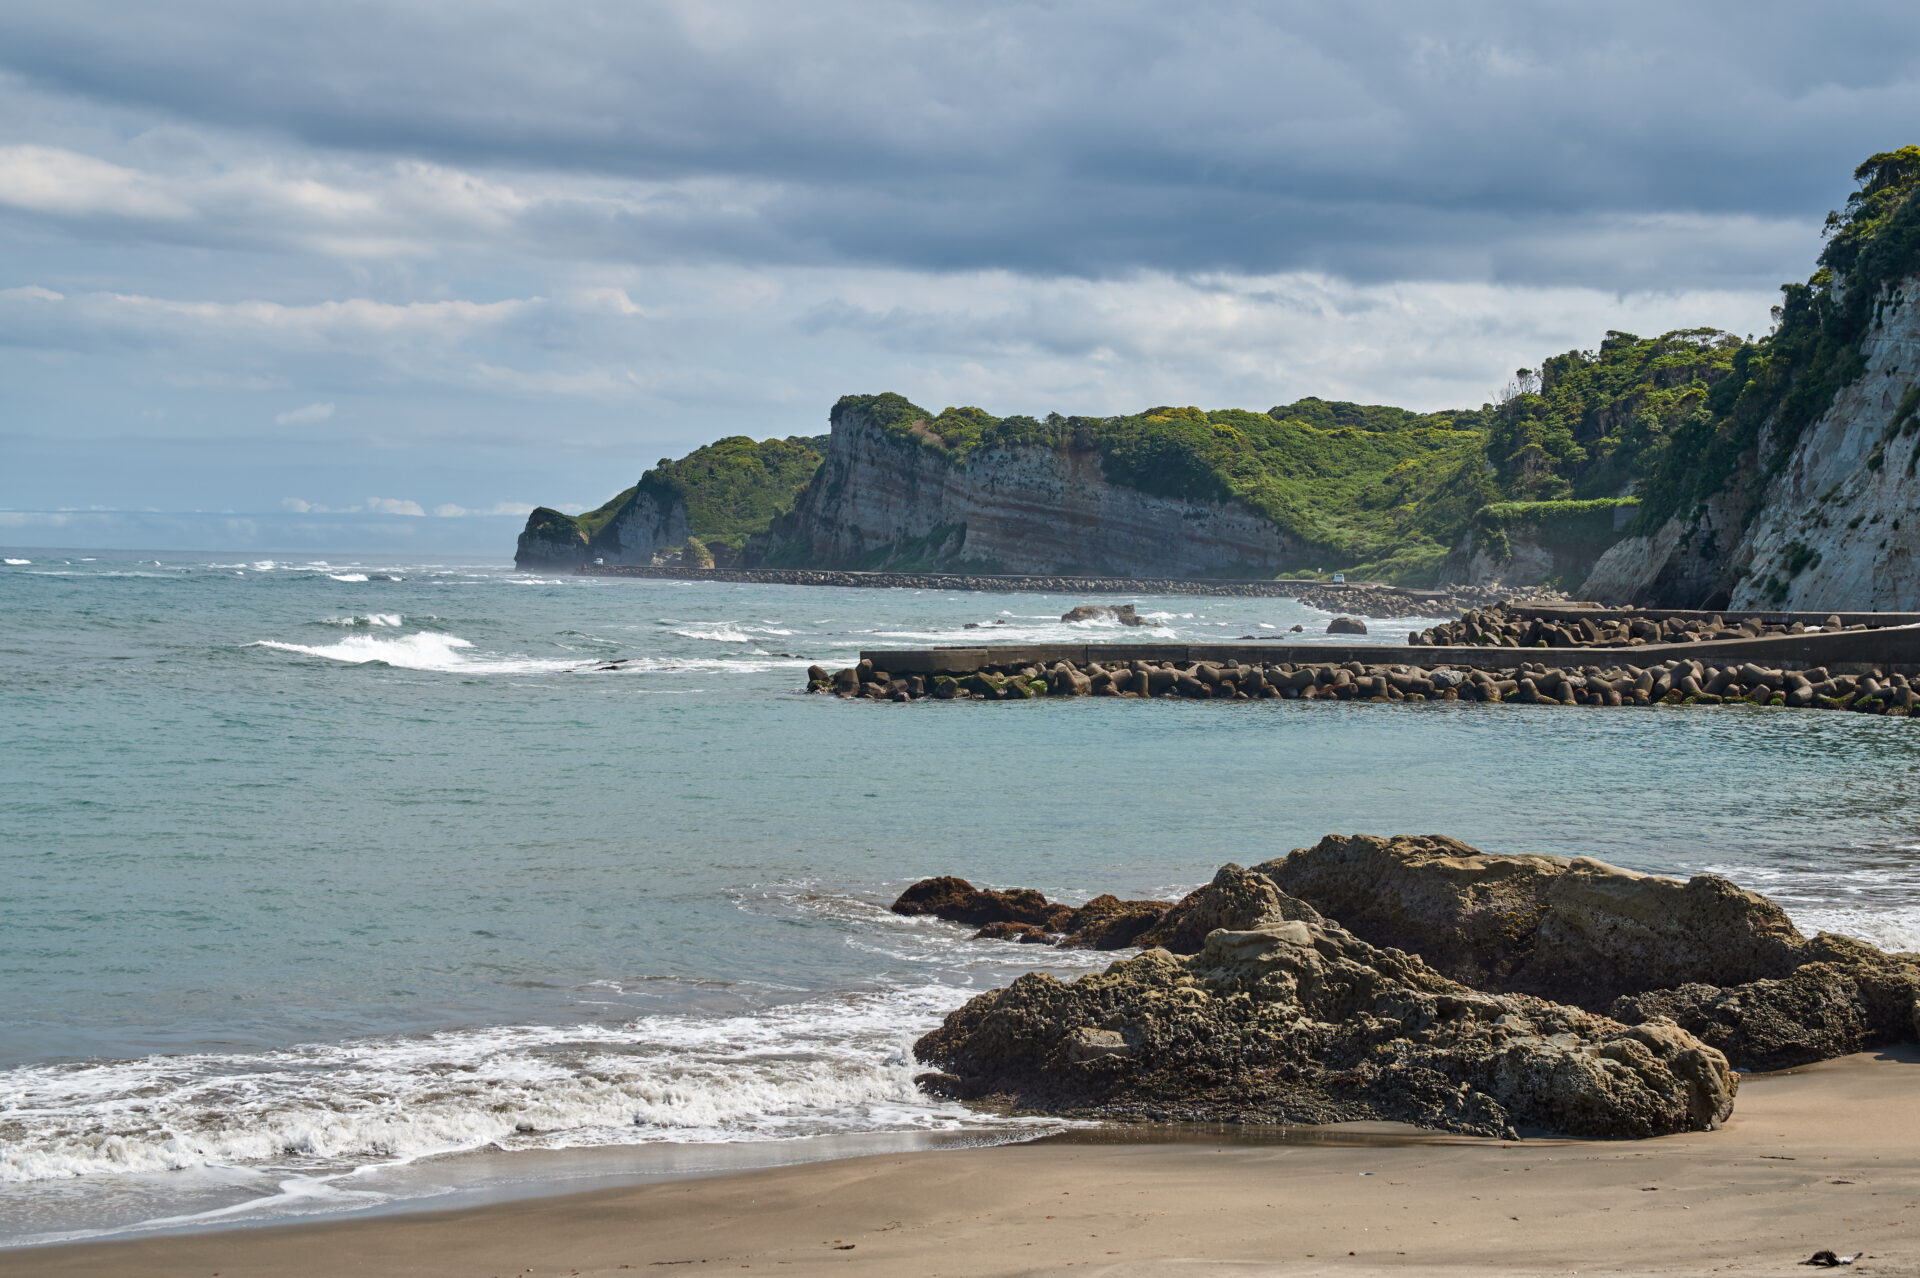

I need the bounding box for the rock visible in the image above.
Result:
[914,919,1735,1139]
[1058,895,1174,950]
[890,877,1062,927]
[1061,604,1146,626]
[1289,624,1304,632]
[1326,616,1368,635]
[1256,834,1808,1009]
[974,921,1059,945]
[1609,935,1920,1070]
[1134,863,1322,953]
[1256,834,1920,1070]
[514,507,590,570]
[893,878,1168,947]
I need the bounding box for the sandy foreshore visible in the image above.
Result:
[12,1049,1918,1278]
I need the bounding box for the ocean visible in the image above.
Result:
[4,550,1918,1245]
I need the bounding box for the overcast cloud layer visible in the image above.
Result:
[3,0,1914,550]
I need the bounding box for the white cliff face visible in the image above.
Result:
[1729,282,1920,610]
[1586,277,1920,610]
[1441,531,1558,589]
[589,487,690,564]
[765,413,1309,575]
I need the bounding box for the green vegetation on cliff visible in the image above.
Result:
[536,150,1920,587]
[629,434,826,550]
[1634,147,1920,528]
[537,435,826,556]
[836,392,1491,580]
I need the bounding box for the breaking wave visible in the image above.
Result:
[249,632,573,675]
[0,983,1037,1192]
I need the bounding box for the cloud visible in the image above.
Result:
[0,1,1911,284]
[0,1,1909,525]
[274,401,334,426]
[364,496,425,516]
[433,501,535,517]
[0,144,196,220]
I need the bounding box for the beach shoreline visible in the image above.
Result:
[14,1048,1918,1277]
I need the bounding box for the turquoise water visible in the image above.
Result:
[5,550,1919,1243]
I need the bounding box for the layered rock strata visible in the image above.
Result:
[751,400,1309,576]
[809,654,1920,716]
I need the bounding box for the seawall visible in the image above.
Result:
[856,623,1920,677]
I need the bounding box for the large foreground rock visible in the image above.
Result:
[915,836,1920,1074]
[1255,834,1808,1007]
[1252,835,1920,1070]
[916,915,1735,1140]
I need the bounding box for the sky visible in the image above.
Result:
[3,0,1918,552]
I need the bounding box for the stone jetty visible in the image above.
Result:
[1413,602,1916,648]
[813,606,1920,716]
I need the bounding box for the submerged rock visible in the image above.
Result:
[891,876,1065,929]
[1061,604,1147,626]
[891,878,1171,948]
[915,915,1736,1140]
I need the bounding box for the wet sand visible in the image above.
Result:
[12,1049,1919,1277]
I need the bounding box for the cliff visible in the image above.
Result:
[513,435,823,571]
[1440,498,1641,591]
[747,394,1486,577]
[1585,148,1920,609]
[752,402,1303,575]
[519,148,1920,601]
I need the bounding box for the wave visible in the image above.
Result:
[671,622,755,643]
[0,984,1042,1195]
[319,613,404,628]
[249,632,573,675]
[3,558,28,565]
[327,573,370,582]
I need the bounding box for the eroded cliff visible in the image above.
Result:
[1585,150,1920,609]
[751,401,1316,575]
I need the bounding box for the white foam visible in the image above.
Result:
[250,632,572,675]
[321,614,403,628]
[0,985,1038,1193]
[671,622,753,643]
[327,573,370,582]
[3,558,28,565]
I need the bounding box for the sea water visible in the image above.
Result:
[4,551,1918,1244]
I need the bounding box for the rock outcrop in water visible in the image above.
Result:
[902,835,1920,1094]
[891,876,1172,949]
[914,909,1737,1140]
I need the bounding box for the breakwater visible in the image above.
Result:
[812,620,1920,715]
[1414,603,1920,648]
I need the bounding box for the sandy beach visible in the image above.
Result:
[10,1048,1916,1278]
